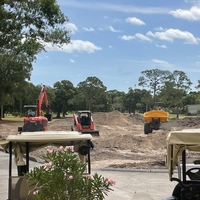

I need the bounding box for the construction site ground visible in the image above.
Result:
[2,110,200,199]
[1,110,200,170]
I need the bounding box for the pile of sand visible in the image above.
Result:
[93,110,144,126]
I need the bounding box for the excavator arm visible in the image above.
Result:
[37,85,52,121]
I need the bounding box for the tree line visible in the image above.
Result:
[2,68,200,118]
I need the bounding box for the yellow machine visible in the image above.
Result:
[143,103,169,134]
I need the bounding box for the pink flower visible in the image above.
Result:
[33,190,39,195]
[44,161,52,168]
[105,177,116,185]
[47,149,53,154]
[59,146,64,151]
[64,146,74,152]
[69,175,73,180]
[86,174,93,179]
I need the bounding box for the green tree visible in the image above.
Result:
[52,80,75,118]
[123,88,151,113]
[76,77,108,112]
[123,88,136,114]
[140,89,153,112]
[160,70,192,118]
[107,90,125,111]
[183,92,200,105]
[138,69,171,102]
[0,0,70,118]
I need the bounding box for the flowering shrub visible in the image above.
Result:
[25,146,116,200]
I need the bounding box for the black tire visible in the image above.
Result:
[144,123,149,134]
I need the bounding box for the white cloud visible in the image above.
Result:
[125,17,145,25]
[64,22,78,34]
[152,59,169,65]
[185,0,200,6]
[108,26,121,32]
[135,33,152,42]
[152,59,200,73]
[147,29,200,44]
[45,40,102,53]
[120,34,151,42]
[109,45,113,48]
[69,59,75,63]
[151,59,173,69]
[59,1,170,14]
[82,27,95,32]
[113,18,121,22]
[155,44,167,49]
[154,26,165,31]
[169,6,200,21]
[120,35,135,41]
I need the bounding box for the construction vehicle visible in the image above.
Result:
[71,110,99,136]
[18,85,52,132]
[163,129,200,200]
[143,102,169,134]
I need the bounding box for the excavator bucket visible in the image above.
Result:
[45,113,53,122]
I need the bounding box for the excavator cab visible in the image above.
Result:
[24,105,37,117]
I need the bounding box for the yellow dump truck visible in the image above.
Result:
[143,103,169,134]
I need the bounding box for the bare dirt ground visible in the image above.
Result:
[1,110,200,170]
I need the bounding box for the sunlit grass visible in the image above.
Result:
[3,115,23,121]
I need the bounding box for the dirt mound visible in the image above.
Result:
[93,110,143,126]
[169,117,200,128]
[127,113,144,125]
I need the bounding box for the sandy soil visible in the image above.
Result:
[1,110,200,170]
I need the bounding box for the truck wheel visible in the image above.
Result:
[144,123,149,134]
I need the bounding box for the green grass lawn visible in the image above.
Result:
[2,113,73,122]
[3,115,23,121]
[169,113,186,118]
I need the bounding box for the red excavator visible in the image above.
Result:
[18,85,52,132]
[71,110,99,136]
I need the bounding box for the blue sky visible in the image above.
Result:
[31,0,200,93]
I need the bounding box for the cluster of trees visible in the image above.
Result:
[1,1,200,118]
[2,68,200,119]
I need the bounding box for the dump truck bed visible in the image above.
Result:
[144,110,169,123]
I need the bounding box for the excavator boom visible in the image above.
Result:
[37,85,52,121]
